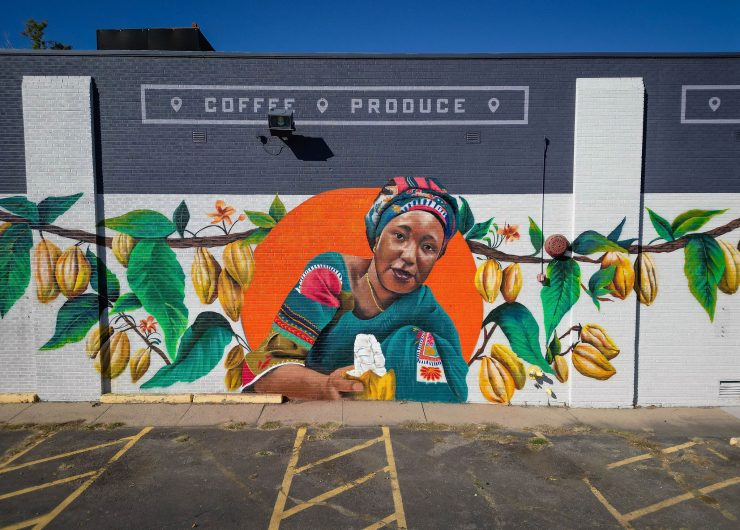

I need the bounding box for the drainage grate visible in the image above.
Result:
[465,131,481,144]
[719,380,740,397]
[192,131,207,143]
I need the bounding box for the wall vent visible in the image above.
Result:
[719,380,740,397]
[465,131,481,144]
[192,131,207,144]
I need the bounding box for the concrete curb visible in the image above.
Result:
[0,393,39,404]
[99,393,282,405]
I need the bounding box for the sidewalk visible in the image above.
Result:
[2,401,740,435]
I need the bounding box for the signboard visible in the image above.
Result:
[681,85,740,124]
[140,85,529,125]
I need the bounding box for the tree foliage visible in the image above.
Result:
[21,18,72,50]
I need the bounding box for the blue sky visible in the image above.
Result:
[2,0,739,53]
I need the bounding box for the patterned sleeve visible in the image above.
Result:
[242,253,351,387]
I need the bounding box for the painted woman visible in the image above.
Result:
[241,177,468,402]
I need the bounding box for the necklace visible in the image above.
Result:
[364,272,385,312]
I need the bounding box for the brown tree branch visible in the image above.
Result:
[118,314,171,365]
[2,209,738,259]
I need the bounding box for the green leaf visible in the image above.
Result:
[457,196,475,235]
[528,216,544,256]
[587,265,616,310]
[110,292,142,314]
[607,217,626,242]
[244,228,271,245]
[0,196,39,223]
[37,193,83,224]
[100,210,177,239]
[540,259,581,341]
[465,218,494,241]
[0,224,33,317]
[268,194,287,222]
[86,248,120,303]
[546,334,562,363]
[684,234,725,321]
[617,238,638,249]
[127,240,188,357]
[572,231,627,255]
[671,209,728,239]
[172,201,190,238]
[243,210,276,229]
[141,312,234,388]
[646,208,674,242]
[40,293,105,350]
[482,302,552,374]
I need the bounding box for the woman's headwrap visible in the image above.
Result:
[365,177,459,254]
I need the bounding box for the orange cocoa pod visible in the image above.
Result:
[33,239,62,303]
[501,263,523,303]
[474,259,502,303]
[601,252,634,300]
[572,343,616,381]
[478,356,515,404]
[552,355,569,383]
[130,347,151,383]
[95,331,130,379]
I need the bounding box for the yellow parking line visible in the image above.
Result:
[622,476,740,522]
[281,466,390,519]
[0,436,134,474]
[0,515,44,530]
[706,447,729,461]
[606,441,699,469]
[0,471,96,501]
[294,436,384,473]
[268,427,306,530]
[582,477,633,530]
[30,427,151,530]
[363,513,397,530]
[382,426,407,530]
[0,433,56,469]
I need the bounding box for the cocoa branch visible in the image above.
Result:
[2,209,738,258]
[468,324,498,365]
[119,314,171,365]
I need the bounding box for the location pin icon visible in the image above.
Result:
[487,97,500,113]
[316,98,328,114]
[171,97,182,113]
[708,97,721,112]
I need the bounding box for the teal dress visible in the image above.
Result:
[243,252,468,403]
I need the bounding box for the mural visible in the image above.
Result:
[0,184,738,403]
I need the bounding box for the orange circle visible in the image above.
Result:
[241,188,481,361]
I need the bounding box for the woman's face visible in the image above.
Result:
[374,210,445,294]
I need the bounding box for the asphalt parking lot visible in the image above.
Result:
[1,418,738,529]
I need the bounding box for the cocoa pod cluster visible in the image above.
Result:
[85,326,151,382]
[474,260,522,304]
[223,344,245,391]
[191,241,255,321]
[478,344,526,404]
[571,324,619,380]
[32,241,91,303]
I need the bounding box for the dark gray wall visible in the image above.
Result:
[1,52,738,195]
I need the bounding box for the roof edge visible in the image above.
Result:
[0,49,739,60]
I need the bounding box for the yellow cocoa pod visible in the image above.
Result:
[95,332,130,379]
[33,240,61,303]
[478,356,515,404]
[223,241,255,287]
[192,247,221,304]
[580,323,620,360]
[223,344,245,370]
[501,263,523,303]
[717,240,740,295]
[85,325,113,359]
[218,270,242,321]
[225,366,243,391]
[490,343,526,390]
[112,233,136,267]
[572,343,616,381]
[634,253,658,305]
[55,246,91,298]
[474,259,502,303]
[552,355,569,383]
[130,347,151,383]
[601,252,634,300]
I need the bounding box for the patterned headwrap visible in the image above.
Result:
[365,177,459,253]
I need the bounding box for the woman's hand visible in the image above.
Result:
[253,364,362,400]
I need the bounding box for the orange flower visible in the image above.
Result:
[498,223,520,243]
[138,316,157,335]
[208,200,237,225]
